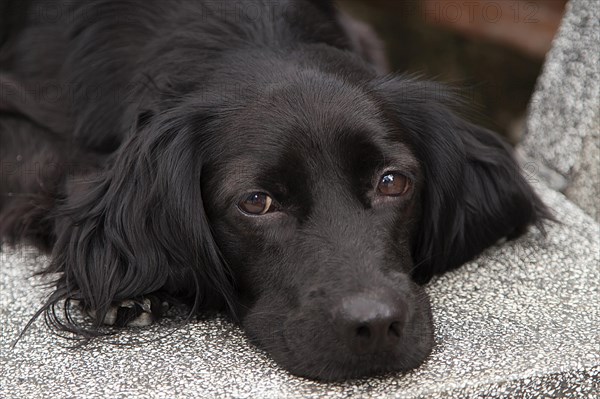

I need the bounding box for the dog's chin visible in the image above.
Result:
[242,291,434,381]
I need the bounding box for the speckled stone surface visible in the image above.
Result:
[1,183,599,398]
[522,0,600,221]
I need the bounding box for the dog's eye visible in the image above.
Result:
[377,172,412,197]
[238,192,274,215]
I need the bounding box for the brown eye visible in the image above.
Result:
[377,172,411,197]
[238,192,274,215]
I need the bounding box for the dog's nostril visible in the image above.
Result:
[356,325,371,339]
[389,321,402,338]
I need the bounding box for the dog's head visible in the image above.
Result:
[50,52,549,381]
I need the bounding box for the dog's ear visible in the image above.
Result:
[45,110,235,333]
[374,77,551,283]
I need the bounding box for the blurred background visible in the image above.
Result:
[339,0,567,144]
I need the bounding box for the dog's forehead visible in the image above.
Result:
[221,74,389,156]
[213,76,418,196]
[254,73,382,133]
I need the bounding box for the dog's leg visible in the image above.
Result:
[0,115,65,249]
[0,73,72,135]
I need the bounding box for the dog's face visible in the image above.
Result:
[202,75,433,379]
[53,63,547,381]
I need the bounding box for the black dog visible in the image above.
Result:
[0,0,549,380]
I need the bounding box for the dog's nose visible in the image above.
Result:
[335,293,405,355]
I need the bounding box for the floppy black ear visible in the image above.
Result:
[374,77,551,283]
[44,110,235,333]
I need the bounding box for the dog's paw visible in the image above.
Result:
[87,297,169,327]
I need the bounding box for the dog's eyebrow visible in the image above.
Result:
[212,158,263,200]
[381,141,421,174]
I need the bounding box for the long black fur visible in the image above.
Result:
[0,0,550,381]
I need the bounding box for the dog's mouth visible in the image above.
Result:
[242,284,434,381]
